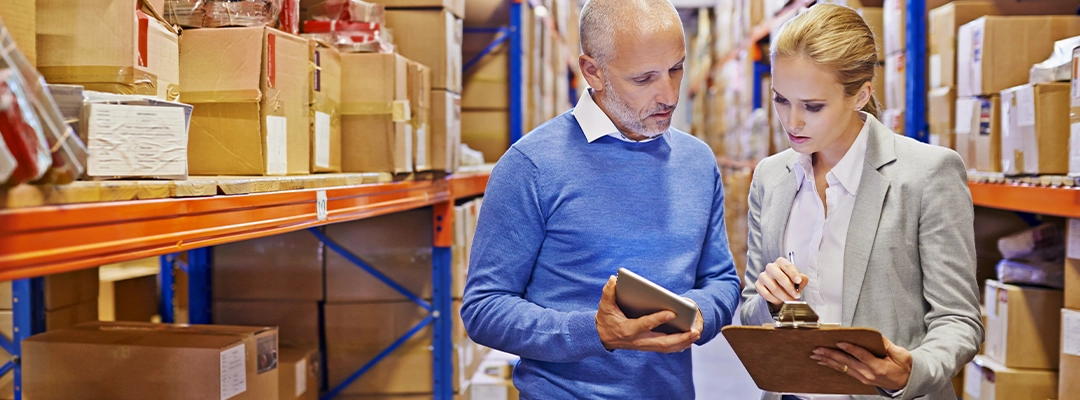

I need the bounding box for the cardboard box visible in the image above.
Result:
[432,89,462,172]
[958,16,1080,97]
[885,52,905,112]
[928,2,1001,89]
[963,355,1057,400]
[1068,219,1080,309]
[872,64,886,110]
[984,279,1064,369]
[856,8,884,61]
[0,267,99,311]
[340,53,413,174]
[23,322,279,400]
[372,0,464,19]
[37,0,178,100]
[1061,308,1080,399]
[929,86,957,148]
[955,96,1001,172]
[279,345,320,400]
[311,44,343,173]
[385,9,463,93]
[462,48,509,110]
[0,301,98,399]
[181,27,311,176]
[324,301,466,395]
[1000,83,1070,175]
[325,209,439,302]
[882,0,904,55]
[83,102,190,179]
[409,62,433,172]
[0,0,34,65]
[462,110,509,163]
[1072,46,1080,176]
[213,230,324,301]
[213,300,321,347]
[99,263,159,322]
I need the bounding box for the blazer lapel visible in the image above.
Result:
[842,115,897,326]
[764,163,798,263]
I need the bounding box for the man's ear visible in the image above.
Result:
[580,55,605,91]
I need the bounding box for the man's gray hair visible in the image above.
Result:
[579,0,681,67]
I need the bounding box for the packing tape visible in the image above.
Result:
[181,89,264,104]
[341,100,411,122]
[313,95,340,119]
[38,66,158,87]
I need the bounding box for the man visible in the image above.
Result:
[460,0,741,398]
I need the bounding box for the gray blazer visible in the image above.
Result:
[740,115,984,400]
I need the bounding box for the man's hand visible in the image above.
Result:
[595,276,701,353]
[811,337,914,392]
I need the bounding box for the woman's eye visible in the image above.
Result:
[806,104,823,112]
[773,97,789,105]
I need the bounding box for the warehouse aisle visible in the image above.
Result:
[693,303,762,399]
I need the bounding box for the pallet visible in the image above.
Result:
[967,172,1080,187]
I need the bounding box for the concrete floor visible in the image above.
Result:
[692,302,763,399]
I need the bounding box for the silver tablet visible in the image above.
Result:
[615,268,698,334]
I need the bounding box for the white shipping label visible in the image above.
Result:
[1065,310,1080,356]
[1000,97,1012,139]
[957,26,974,95]
[404,124,414,172]
[930,134,940,147]
[971,23,984,94]
[87,104,187,177]
[1073,50,1080,105]
[1018,86,1036,128]
[416,124,429,169]
[220,345,247,400]
[315,111,331,169]
[930,55,943,89]
[956,99,976,134]
[964,363,981,398]
[1069,219,1080,259]
[1071,123,1080,176]
[295,358,308,396]
[266,116,288,175]
[472,384,510,400]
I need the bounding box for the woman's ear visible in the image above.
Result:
[855,81,873,110]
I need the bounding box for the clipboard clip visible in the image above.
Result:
[773,301,834,329]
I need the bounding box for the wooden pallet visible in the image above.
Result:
[1,172,396,209]
[967,172,1080,187]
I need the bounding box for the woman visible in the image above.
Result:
[740,4,983,400]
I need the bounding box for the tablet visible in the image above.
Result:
[615,268,697,334]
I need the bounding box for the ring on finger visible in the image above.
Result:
[842,365,848,373]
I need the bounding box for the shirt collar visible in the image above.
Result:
[572,89,664,143]
[792,112,872,194]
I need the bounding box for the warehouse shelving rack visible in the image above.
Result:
[0,172,489,400]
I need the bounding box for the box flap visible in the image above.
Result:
[180,27,265,103]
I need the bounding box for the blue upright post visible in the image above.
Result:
[187,248,213,324]
[159,255,176,323]
[432,246,453,400]
[12,278,43,400]
[905,0,928,143]
[752,62,770,110]
[509,0,524,144]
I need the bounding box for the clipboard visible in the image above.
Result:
[721,302,889,395]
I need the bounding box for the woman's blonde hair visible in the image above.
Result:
[772,4,882,117]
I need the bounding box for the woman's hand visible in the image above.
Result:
[812,337,914,392]
[754,257,810,311]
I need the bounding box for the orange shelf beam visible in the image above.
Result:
[0,173,490,282]
[969,182,1080,219]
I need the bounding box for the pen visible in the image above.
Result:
[787,251,800,291]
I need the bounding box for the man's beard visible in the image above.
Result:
[601,78,675,139]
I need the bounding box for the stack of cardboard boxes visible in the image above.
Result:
[211,206,485,398]
[1062,219,1080,400]
[881,0,910,133]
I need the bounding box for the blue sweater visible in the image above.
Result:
[460,112,741,399]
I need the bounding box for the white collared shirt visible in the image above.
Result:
[572,89,665,143]
[783,113,871,400]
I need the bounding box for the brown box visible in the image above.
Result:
[929,86,956,149]
[958,16,1080,97]
[182,27,311,175]
[325,209,436,302]
[341,53,413,174]
[955,96,1001,172]
[963,355,1057,400]
[0,267,99,311]
[928,1,1001,89]
[212,230,324,301]
[856,7,884,61]
[462,110,509,163]
[372,0,464,19]
[409,62,433,172]
[23,322,279,400]
[37,0,178,100]
[99,265,159,322]
[213,301,321,347]
[872,64,886,110]
[462,48,509,110]
[311,43,343,173]
[0,0,34,65]
[1000,83,1071,175]
[324,301,465,395]
[1069,220,1080,309]
[984,279,1064,369]
[432,89,462,172]
[280,345,320,400]
[1060,308,1080,399]
[385,9,463,93]
[0,301,98,398]
[885,52,905,112]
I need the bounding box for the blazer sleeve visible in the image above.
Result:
[899,151,984,400]
[740,159,778,326]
